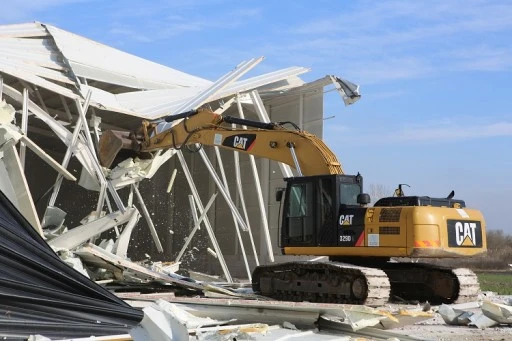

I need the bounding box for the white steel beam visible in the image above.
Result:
[177,150,232,282]
[198,148,248,231]
[213,147,252,280]
[48,92,92,207]
[2,84,97,178]
[75,95,107,216]
[213,97,236,114]
[212,95,258,270]
[59,95,73,122]
[19,88,29,169]
[49,207,137,250]
[166,169,177,193]
[250,90,293,178]
[1,140,43,236]
[74,96,126,213]
[157,57,263,133]
[218,66,310,99]
[19,135,76,181]
[175,193,217,262]
[237,94,274,262]
[113,208,141,259]
[133,183,164,253]
[231,139,259,266]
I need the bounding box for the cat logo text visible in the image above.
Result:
[454,221,477,246]
[233,136,249,150]
[447,220,482,248]
[221,134,256,152]
[339,214,354,226]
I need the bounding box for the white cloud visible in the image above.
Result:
[377,121,512,143]
[403,121,512,140]
[105,2,261,43]
[440,45,512,72]
[326,118,512,146]
[282,0,512,82]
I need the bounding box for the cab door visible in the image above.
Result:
[281,180,316,247]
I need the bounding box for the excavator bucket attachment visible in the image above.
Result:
[98,130,137,168]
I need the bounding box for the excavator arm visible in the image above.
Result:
[99,108,343,176]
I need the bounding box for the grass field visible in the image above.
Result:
[476,272,512,295]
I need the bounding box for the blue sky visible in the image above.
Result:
[2,0,511,233]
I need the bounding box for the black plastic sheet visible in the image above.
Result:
[0,190,143,339]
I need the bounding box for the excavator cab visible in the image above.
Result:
[279,174,370,250]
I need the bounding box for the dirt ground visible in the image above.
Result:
[387,295,512,341]
[394,318,511,341]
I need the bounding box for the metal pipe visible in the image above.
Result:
[223,115,275,130]
[287,142,303,176]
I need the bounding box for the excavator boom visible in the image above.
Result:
[99,108,343,175]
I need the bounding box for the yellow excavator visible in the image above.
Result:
[99,108,486,306]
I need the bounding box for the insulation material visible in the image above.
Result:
[0,189,143,339]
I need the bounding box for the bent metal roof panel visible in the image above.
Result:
[0,22,311,125]
[0,189,143,339]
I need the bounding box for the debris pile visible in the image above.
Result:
[439,299,512,329]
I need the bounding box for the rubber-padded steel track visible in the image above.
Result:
[252,261,390,306]
[379,263,480,304]
[252,262,480,306]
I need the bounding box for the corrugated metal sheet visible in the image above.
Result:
[0,189,143,339]
[0,22,78,97]
[0,22,315,123]
[45,24,212,90]
[1,67,78,99]
[0,22,47,38]
[98,66,311,120]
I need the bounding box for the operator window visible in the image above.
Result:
[286,182,314,243]
[339,183,360,206]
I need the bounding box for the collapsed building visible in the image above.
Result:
[0,21,359,280]
[1,22,512,341]
[0,20,366,339]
